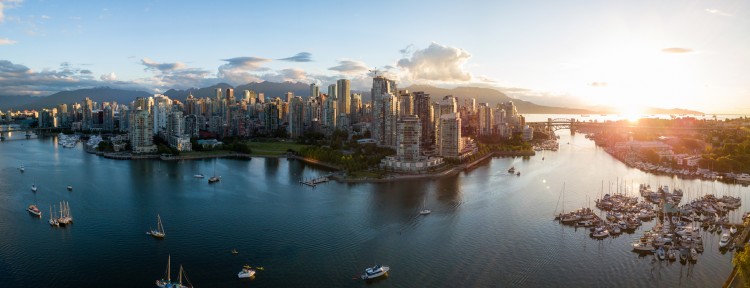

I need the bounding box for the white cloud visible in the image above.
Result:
[0,38,17,45]
[41,14,50,19]
[397,42,472,82]
[217,56,271,84]
[100,72,117,81]
[328,59,370,75]
[706,9,733,17]
[141,58,186,71]
[0,0,23,23]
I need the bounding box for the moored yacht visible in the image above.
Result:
[31,184,37,192]
[720,233,732,248]
[238,264,256,278]
[361,264,389,280]
[193,174,204,178]
[27,204,42,217]
[67,185,73,191]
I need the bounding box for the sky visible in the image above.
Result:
[0,0,749,114]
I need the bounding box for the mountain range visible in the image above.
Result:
[0,82,702,115]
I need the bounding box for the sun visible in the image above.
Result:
[619,104,644,123]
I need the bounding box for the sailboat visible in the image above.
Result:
[419,197,431,215]
[57,201,73,226]
[208,159,220,183]
[48,205,59,227]
[156,255,193,288]
[147,214,166,238]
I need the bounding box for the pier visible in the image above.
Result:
[300,175,331,187]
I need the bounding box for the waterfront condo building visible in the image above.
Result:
[129,108,157,153]
[438,112,462,158]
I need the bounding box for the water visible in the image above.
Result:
[0,131,748,287]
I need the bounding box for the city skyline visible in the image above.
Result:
[1,0,749,113]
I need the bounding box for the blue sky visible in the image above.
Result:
[1,0,749,113]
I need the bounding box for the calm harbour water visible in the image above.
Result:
[0,128,748,287]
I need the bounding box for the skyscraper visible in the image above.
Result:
[288,96,305,138]
[370,76,397,144]
[327,84,337,101]
[310,83,320,99]
[337,79,351,116]
[129,108,157,153]
[413,91,433,149]
[397,115,422,161]
[478,103,494,136]
[438,112,462,158]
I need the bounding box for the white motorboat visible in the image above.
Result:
[668,247,678,261]
[361,264,389,280]
[67,185,73,191]
[730,225,738,235]
[632,242,654,252]
[31,184,37,192]
[147,214,166,238]
[419,197,431,215]
[27,204,42,217]
[237,265,256,278]
[193,174,204,178]
[690,248,699,262]
[19,165,24,172]
[720,233,732,248]
[657,247,665,260]
[591,227,609,239]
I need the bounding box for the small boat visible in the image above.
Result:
[419,197,431,215]
[193,174,204,179]
[67,185,73,191]
[591,227,609,239]
[668,247,678,261]
[238,264,256,278]
[208,176,220,183]
[361,264,389,280]
[508,166,515,173]
[27,204,42,217]
[48,205,59,227]
[31,184,37,192]
[231,249,239,254]
[720,233,732,248]
[731,225,738,235]
[146,214,166,238]
[156,255,192,288]
[255,267,264,271]
[19,165,25,172]
[680,248,688,263]
[657,246,665,260]
[516,171,521,176]
[690,248,699,262]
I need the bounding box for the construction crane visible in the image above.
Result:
[369,67,381,77]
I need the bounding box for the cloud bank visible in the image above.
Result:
[397,42,472,82]
[661,47,693,54]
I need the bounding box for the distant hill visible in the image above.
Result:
[404,85,595,114]
[0,87,152,110]
[163,81,311,101]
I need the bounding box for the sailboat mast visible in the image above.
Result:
[166,255,171,282]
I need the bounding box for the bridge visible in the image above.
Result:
[526,118,746,136]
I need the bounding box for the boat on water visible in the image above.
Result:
[156,255,193,288]
[591,227,609,239]
[19,165,24,172]
[657,247,665,260]
[361,264,389,280]
[48,205,59,226]
[27,204,42,217]
[231,249,238,254]
[147,214,166,238]
[632,242,654,253]
[731,225,738,235]
[508,166,515,173]
[193,174,204,179]
[690,248,699,262]
[208,160,220,183]
[238,264,256,278]
[720,233,732,248]
[419,197,431,215]
[57,201,73,226]
[31,184,37,192]
[668,247,678,261]
[67,185,73,191]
